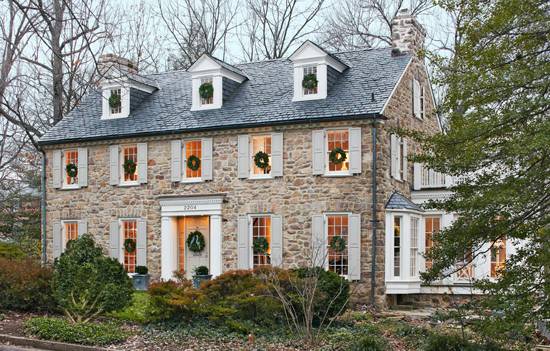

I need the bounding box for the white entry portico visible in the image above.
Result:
[159,195,224,280]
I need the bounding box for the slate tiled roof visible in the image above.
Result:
[385,192,424,212]
[39,47,411,145]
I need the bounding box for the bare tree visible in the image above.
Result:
[243,0,325,60]
[158,0,239,69]
[319,0,432,51]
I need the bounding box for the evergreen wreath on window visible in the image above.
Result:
[329,235,347,253]
[109,92,121,109]
[253,151,270,169]
[302,73,318,90]
[199,82,214,99]
[186,231,206,252]
[66,163,78,178]
[124,238,136,253]
[123,159,137,176]
[187,155,201,171]
[329,147,347,164]
[253,236,269,255]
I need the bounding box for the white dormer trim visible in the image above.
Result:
[289,41,347,102]
[188,54,246,111]
[100,78,157,120]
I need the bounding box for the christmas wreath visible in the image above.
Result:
[302,73,318,90]
[187,231,206,252]
[253,236,269,254]
[66,163,78,178]
[329,236,347,253]
[199,82,214,99]
[187,155,201,171]
[329,147,347,164]
[253,151,270,169]
[124,238,136,253]
[109,92,121,109]
[123,159,137,176]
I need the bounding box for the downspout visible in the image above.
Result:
[41,150,47,266]
[370,119,382,306]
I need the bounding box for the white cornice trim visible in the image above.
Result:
[380,57,413,115]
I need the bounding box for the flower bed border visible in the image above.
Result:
[0,333,110,351]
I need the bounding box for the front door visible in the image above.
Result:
[178,216,210,279]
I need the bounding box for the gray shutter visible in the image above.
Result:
[52,150,62,189]
[402,138,408,181]
[237,135,249,179]
[270,215,283,267]
[237,215,250,269]
[390,134,398,179]
[136,219,147,267]
[348,214,361,280]
[78,219,87,237]
[109,145,119,185]
[109,220,120,260]
[53,222,62,258]
[77,148,88,187]
[311,215,326,267]
[271,132,283,177]
[348,127,362,174]
[312,130,324,175]
[201,137,213,180]
[137,143,147,184]
[171,140,182,182]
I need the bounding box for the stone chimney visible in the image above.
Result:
[97,54,138,79]
[391,9,426,56]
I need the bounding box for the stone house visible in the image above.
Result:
[38,10,512,306]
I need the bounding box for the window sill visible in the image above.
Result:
[119,182,139,187]
[249,174,273,180]
[180,178,204,184]
[323,172,352,178]
[61,185,80,190]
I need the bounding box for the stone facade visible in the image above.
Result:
[44,56,439,307]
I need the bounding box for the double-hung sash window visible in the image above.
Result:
[424,216,440,270]
[312,128,361,176]
[121,220,137,273]
[251,215,271,267]
[303,65,318,95]
[110,88,122,115]
[491,239,506,277]
[200,78,213,106]
[410,217,419,277]
[393,216,402,277]
[456,249,474,279]
[326,130,350,174]
[184,140,202,179]
[63,149,79,188]
[63,221,78,250]
[251,135,272,177]
[121,145,138,185]
[327,214,349,276]
[390,134,407,181]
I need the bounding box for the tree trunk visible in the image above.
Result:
[51,0,64,124]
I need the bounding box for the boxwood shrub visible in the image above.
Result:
[25,317,129,346]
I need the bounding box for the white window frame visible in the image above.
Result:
[392,215,403,278]
[181,139,204,183]
[199,77,214,107]
[250,134,273,179]
[61,220,79,251]
[324,212,351,279]
[410,216,420,277]
[191,75,223,111]
[61,149,79,190]
[293,63,328,102]
[248,214,272,268]
[101,84,130,119]
[302,65,319,96]
[392,135,406,181]
[119,218,138,275]
[324,128,351,177]
[119,144,139,187]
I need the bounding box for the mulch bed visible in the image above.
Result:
[0,311,35,337]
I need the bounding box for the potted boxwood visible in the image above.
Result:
[192,265,212,288]
[132,265,150,291]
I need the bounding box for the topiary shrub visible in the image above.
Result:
[135,266,148,275]
[25,316,129,345]
[52,235,133,323]
[0,257,55,311]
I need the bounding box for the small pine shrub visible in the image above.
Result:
[423,333,505,351]
[0,257,55,311]
[349,335,387,351]
[25,317,129,345]
[0,242,26,259]
[146,280,205,321]
[108,292,152,324]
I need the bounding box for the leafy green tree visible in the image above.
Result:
[52,235,133,323]
[416,0,549,332]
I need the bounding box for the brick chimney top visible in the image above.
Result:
[97,54,138,79]
[391,9,426,56]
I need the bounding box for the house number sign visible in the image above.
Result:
[181,204,198,211]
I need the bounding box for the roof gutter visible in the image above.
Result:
[37,113,386,147]
[40,150,47,266]
[370,117,384,307]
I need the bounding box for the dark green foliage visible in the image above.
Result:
[108,292,152,324]
[147,280,204,321]
[0,242,26,259]
[52,235,133,322]
[422,334,504,351]
[25,317,129,346]
[135,265,148,275]
[194,265,209,275]
[0,257,55,311]
[349,335,387,351]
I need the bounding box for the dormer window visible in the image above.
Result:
[109,89,122,114]
[200,78,214,106]
[290,41,348,102]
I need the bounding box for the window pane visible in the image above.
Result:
[185,140,202,178]
[65,222,78,246]
[327,215,349,276]
[123,220,137,273]
[200,78,213,105]
[394,216,401,277]
[110,89,122,114]
[303,66,318,95]
[123,145,138,182]
[424,216,440,269]
[251,135,272,175]
[326,130,350,172]
[252,216,271,267]
[410,218,419,277]
[64,150,79,185]
[491,239,506,277]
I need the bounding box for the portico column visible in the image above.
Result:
[210,214,222,277]
[161,216,178,280]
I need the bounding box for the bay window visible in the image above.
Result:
[424,216,440,269]
[393,216,402,277]
[410,217,419,277]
